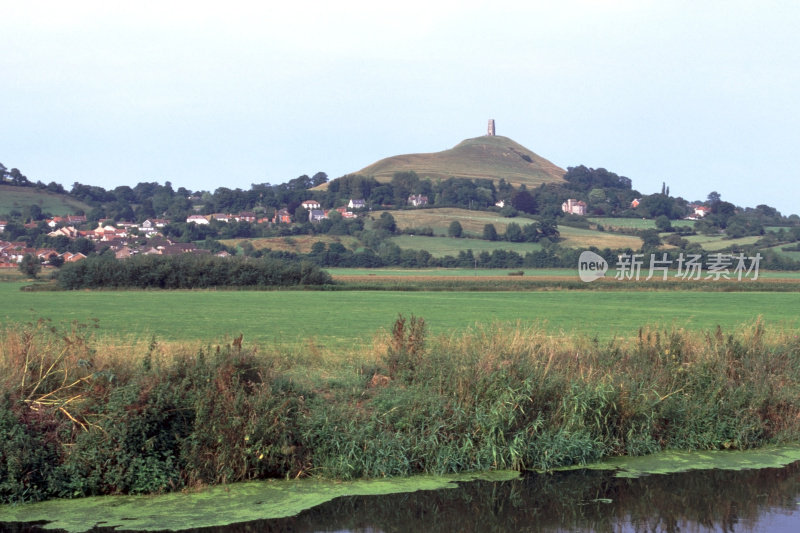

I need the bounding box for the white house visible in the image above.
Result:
[408,194,429,207]
[301,200,321,210]
[348,199,366,209]
[561,199,587,216]
[186,215,210,225]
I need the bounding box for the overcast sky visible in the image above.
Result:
[3,1,799,215]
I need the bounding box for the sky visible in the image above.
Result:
[2,0,799,215]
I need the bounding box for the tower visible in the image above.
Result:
[487,119,496,136]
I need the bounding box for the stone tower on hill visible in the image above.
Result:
[487,119,496,136]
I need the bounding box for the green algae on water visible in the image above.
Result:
[570,445,800,478]
[0,470,520,533]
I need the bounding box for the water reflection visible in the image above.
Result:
[5,462,800,532]
[197,463,800,533]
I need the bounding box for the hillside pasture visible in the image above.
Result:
[557,226,642,249]
[589,217,697,231]
[682,234,761,251]
[382,208,518,237]
[219,235,361,254]
[389,235,542,257]
[0,185,90,215]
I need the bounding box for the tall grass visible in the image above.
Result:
[2,317,800,503]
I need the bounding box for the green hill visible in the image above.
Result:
[0,185,90,216]
[354,135,565,188]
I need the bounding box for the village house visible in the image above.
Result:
[301,200,321,211]
[630,198,641,209]
[36,249,60,263]
[348,198,366,210]
[273,208,291,224]
[335,207,357,219]
[562,199,587,216]
[186,214,210,225]
[0,220,7,232]
[48,226,80,239]
[234,212,257,223]
[62,252,87,263]
[141,219,169,233]
[309,209,327,222]
[495,200,506,208]
[408,194,429,207]
[46,216,64,228]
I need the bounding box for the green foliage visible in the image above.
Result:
[18,253,41,279]
[3,319,800,503]
[447,221,463,238]
[482,224,498,241]
[56,254,332,289]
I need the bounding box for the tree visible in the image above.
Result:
[510,190,537,214]
[655,215,673,232]
[373,212,397,233]
[505,222,523,242]
[448,221,463,238]
[19,254,41,278]
[482,224,498,241]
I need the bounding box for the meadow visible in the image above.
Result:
[0,185,90,215]
[2,281,800,348]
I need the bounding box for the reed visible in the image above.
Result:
[2,317,799,503]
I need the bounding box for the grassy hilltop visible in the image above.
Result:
[353,135,565,188]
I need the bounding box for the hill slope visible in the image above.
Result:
[354,135,565,188]
[0,185,90,216]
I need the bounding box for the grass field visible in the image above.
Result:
[382,208,643,250]
[557,226,642,249]
[382,208,519,236]
[3,282,799,348]
[389,235,542,257]
[325,268,575,277]
[588,217,697,231]
[0,185,90,215]
[219,235,361,254]
[683,234,761,251]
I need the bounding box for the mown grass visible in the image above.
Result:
[3,282,800,347]
[3,317,800,504]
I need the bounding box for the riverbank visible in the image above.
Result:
[2,317,800,504]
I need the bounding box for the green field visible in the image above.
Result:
[683,234,761,250]
[327,268,575,277]
[389,235,542,257]
[0,185,90,215]
[3,283,799,348]
[588,217,697,231]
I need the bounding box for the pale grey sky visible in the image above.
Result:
[2,1,799,214]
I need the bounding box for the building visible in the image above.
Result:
[348,199,366,210]
[273,208,291,224]
[488,119,496,136]
[561,199,587,216]
[408,194,429,207]
[308,209,327,222]
[301,200,321,211]
[186,215,210,225]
